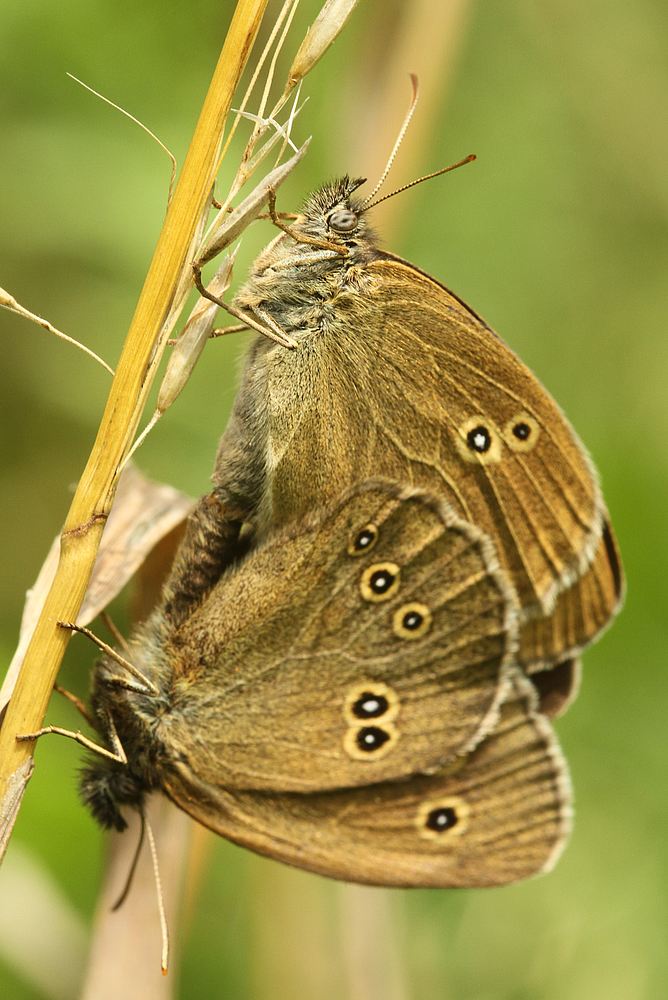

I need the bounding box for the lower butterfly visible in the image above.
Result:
[23,480,571,887]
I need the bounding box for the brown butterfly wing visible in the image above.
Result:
[162,672,571,887]
[158,481,517,793]
[523,519,622,717]
[518,518,624,673]
[531,658,581,719]
[216,249,621,669]
[359,256,606,617]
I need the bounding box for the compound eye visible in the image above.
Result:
[328,208,358,233]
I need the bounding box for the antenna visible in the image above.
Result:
[146,815,170,976]
[109,809,170,975]
[362,154,477,213]
[359,74,420,211]
[111,813,146,912]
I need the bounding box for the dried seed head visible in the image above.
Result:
[285,0,360,93]
[157,253,236,414]
[197,138,310,266]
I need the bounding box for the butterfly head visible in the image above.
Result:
[298,175,376,249]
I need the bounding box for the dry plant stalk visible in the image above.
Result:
[0,0,270,859]
[0,467,194,718]
[0,286,114,375]
[0,1,365,981]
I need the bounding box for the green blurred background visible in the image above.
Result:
[1,1,666,997]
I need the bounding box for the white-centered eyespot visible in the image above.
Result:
[347,522,379,557]
[416,796,470,841]
[343,721,399,761]
[454,417,502,465]
[344,681,399,725]
[360,562,401,602]
[392,602,432,640]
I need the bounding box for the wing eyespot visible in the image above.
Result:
[344,681,399,724]
[347,523,379,557]
[357,726,390,751]
[343,722,398,760]
[392,602,432,640]
[352,692,389,718]
[360,562,401,602]
[454,417,502,465]
[417,796,470,841]
[343,682,400,760]
[502,412,540,453]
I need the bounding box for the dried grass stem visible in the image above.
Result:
[0,0,269,860]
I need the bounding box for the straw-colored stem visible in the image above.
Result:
[0,0,269,861]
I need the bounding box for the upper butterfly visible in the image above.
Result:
[198,173,623,687]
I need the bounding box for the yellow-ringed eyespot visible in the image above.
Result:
[392,602,432,640]
[343,721,399,761]
[502,413,540,453]
[344,681,399,725]
[359,562,400,602]
[416,796,470,841]
[454,417,502,465]
[347,523,379,557]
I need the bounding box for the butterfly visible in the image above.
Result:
[75,481,571,887]
[188,172,623,716]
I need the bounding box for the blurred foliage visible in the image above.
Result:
[1,0,666,997]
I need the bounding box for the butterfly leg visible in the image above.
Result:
[267,249,347,269]
[99,609,130,654]
[215,303,300,352]
[16,709,127,766]
[98,676,158,696]
[253,306,299,346]
[191,264,297,350]
[217,299,297,351]
[57,621,157,696]
[267,188,348,256]
[210,322,250,338]
[54,684,94,725]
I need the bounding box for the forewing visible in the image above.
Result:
[362,256,607,617]
[518,518,623,673]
